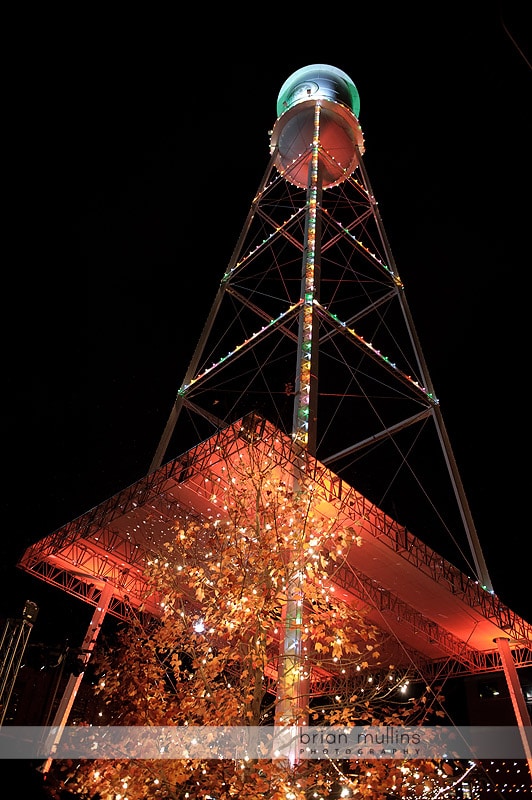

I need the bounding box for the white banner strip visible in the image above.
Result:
[0,726,530,760]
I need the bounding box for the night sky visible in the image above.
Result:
[4,5,531,652]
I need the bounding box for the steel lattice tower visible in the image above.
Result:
[151,64,490,589]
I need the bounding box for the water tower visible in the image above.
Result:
[18,65,532,776]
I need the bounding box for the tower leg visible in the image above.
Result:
[494,637,532,781]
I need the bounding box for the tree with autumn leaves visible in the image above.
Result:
[43,443,460,799]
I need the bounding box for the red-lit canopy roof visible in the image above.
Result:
[18,414,532,682]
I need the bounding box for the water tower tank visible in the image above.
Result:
[270,64,365,189]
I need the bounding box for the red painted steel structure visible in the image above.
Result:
[18,413,532,680]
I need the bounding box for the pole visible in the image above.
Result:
[40,583,113,773]
[494,636,532,782]
[275,103,323,745]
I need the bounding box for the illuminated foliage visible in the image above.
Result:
[44,443,461,799]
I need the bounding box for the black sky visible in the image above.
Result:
[3,5,531,647]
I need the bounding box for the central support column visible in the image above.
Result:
[275,104,323,747]
[291,103,322,458]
